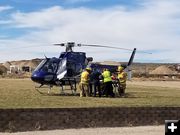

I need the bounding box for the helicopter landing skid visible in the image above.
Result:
[56,77,77,95]
[35,88,47,95]
[34,84,53,95]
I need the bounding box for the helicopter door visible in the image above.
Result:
[57,59,67,80]
[75,63,83,75]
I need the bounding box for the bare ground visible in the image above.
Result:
[128,81,180,89]
[0,126,164,135]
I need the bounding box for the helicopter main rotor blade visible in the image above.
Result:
[78,44,133,51]
[78,44,152,54]
[53,43,65,46]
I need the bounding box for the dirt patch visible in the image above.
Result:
[128,80,180,89]
[150,65,176,75]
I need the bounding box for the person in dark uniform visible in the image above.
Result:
[91,69,101,97]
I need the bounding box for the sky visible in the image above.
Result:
[0,0,180,63]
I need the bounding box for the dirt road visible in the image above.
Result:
[0,126,164,135]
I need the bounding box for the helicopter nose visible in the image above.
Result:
[31,72,43,83]
[31,73,38,82]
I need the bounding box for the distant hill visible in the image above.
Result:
[0,64,7,75]
[0,59,179,77]
[1,58,42,74]
[131,63,179,75]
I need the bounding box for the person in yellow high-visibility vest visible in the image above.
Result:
[79,68,91,97]
[102,68,115,97]
[117,65,127,97]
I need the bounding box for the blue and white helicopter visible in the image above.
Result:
[31,42,137,94]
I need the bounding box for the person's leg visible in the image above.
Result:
[109,82,115,97]
[104,83,108,97]
[97,82,101,97]
[118,85,125,97]
[101,84,105,96]
[93,82,97,97]
[89,83,93,96]
[79,83,84,97]
[85,84,90,97]
[119,86,123,96]
[121,84,126,96]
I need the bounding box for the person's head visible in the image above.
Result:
[118,66,125,72]
[86,67,92,73]
[103,68,108,72]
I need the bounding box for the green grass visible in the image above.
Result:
[0,79,180,108]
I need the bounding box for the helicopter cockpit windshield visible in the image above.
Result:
[34,58,58,74]
[34,59,47,72]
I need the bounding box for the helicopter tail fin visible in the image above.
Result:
[127,48,136,66]
[126,48,136,81]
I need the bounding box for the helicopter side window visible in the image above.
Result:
[41,61,58,74]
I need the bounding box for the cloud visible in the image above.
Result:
[0,6,13,12]
[1,0,180,63]
[10,6,64,28]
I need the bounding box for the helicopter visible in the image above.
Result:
[31,42,137,94]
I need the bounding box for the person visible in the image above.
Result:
[79,68,91,97]
[102,68,115,97]
[89,73,93,96]
[48,63,54,73]
[91,69,101,97]
[117,65,127,97]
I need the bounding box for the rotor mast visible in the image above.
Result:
[65,42,75,52]
[54,42,76,52]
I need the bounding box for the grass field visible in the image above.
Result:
[0,79,180,108]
